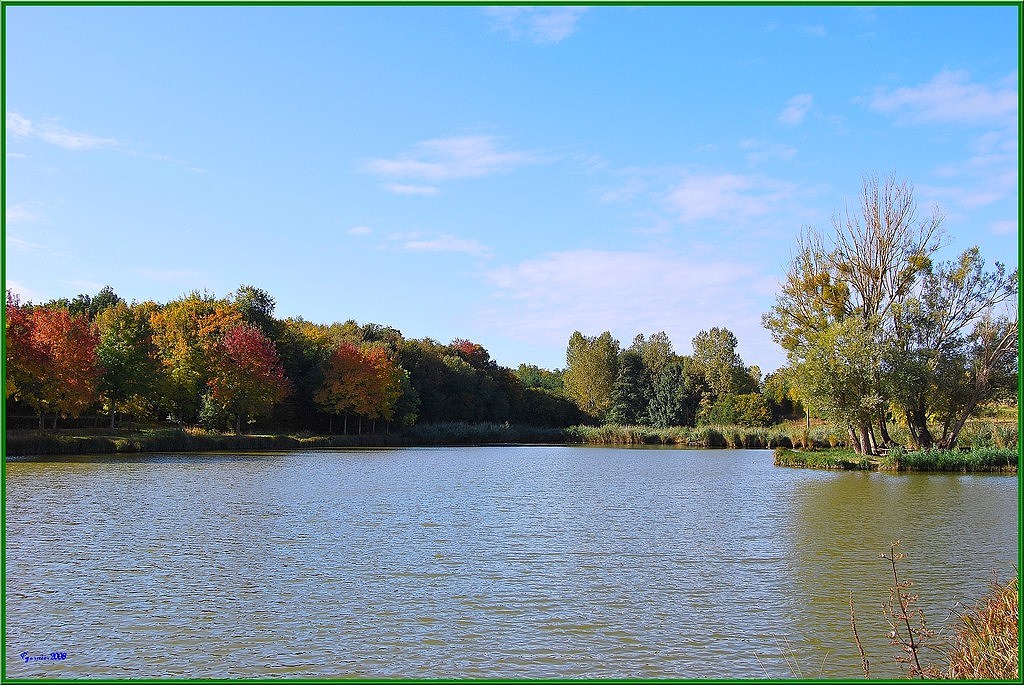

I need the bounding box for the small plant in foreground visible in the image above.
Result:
[880,541,940,677]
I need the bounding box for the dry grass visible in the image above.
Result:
[944,575,1019,680]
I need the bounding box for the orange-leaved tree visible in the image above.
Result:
[6,294,102,429]
[315,343,405,434]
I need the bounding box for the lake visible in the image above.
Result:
[5,446,1018,678]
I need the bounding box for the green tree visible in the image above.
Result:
[886,248,1017,448]
[690,327,757,401]
[645,359,703,428]
[232,284,278,337]
[629,331,676,378]
[94,302,161,428]
[608,350,649,425]
[764,174,946,454]
[563,331,620,421]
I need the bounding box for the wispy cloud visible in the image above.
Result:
[991,219,1016,236]
[6,111,204,172]
[5,280,46,304]
[481,249,783,369]
[5,203,40,224]
[924,128,1018,209]
[664,172,800,225]
[347,225,373,236]
[779,94,814,125]
[7,111,122,150]
[363,135,545,194]
[486,7,588,44]
[801,25,827,38]
[6,235,48,252]
[867,70,1017,126]
[399,233,492,258]
[382,183,440,196]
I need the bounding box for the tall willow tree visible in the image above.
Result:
[764,174,1016,454]
[764,175,943,454]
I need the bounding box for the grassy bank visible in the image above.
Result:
[774,446,1018,473]
[4,422,571,458]
[565,423,823,448]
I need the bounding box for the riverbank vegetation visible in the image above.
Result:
[764,174,1017,457]
[773,445,1017,473]
[5,174,1017,466]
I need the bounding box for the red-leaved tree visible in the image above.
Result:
[208,325,291,433]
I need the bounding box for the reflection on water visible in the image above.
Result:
[5,447,1017,678]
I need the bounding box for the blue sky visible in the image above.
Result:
[5,4,1019,373]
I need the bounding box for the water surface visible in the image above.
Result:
[5,447,1017,678]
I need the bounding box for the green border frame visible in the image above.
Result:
[1,1,1020,683]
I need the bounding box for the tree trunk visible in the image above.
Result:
[849,426,862,454]
[938,400,978,450]
[328,414,333,435]
[877,412,893,447]
[52,412,59,430]
[110,406,117,430]
[358,415,362,435]
[235,413,241,435]
[38,410,45,431]
[343,413,348,435]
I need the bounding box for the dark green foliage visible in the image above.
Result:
[232,284,277,337]
[645,360,702,428]
[607,351,649,425]
[515,364,564,392]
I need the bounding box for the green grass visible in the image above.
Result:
[773,446,875,470]
[774,446,1017,473]
[880,446,1018,473]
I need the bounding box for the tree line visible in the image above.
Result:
[5,283,789,435]
[5,286,593,433]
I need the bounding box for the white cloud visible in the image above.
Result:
[925,129,1018,210]
[779,94,814,125]
[7,111,121,150]
[486,7,588,44]
[6,235,47,252]
[400,234,492,258]
[665,172,799,225]
[480,249,785,371]
[991,220,1017,236]
[6,112,33,137]
[382,183,440,196]
[5,280,45,304]
[5,203,39,224]
[363,135,542,184]
[868,70,1017,126]
[801,25,827,37]
[347,225,373,236]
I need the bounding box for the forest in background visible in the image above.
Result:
[5,282,792,436]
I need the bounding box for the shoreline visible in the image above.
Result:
[4,427,1018,474]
